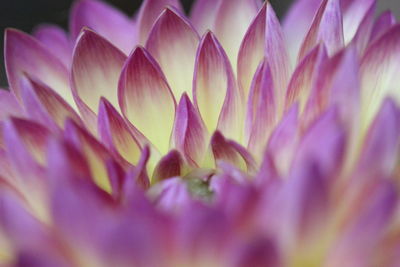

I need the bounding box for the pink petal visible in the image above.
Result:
[71,29,127,116]
[33,24,72,67]
[193,32,241,140]
[118,46,176,154]
[146,8,199,99]
[70,0,136,54]
[190,0,221,35]
[98,97,141,165]
[152,177,191,212]
[350,3,376,56]
[211,131,256,172]
[246,61,276,158]
[285,45,327,111]
[20,76,83,131]
[360,25,400,128]
[123,146,151,194]
[0,90,24,120]
[137,0,183,44]
[213,0,260,68]
[282,0,322,63]
[173,93,208,166]
[370,11,397,43]
[342,0,375,44]
[152,150,183,182]
[4,29,72,105]
[298,0,344,61]
[238,3,291,106]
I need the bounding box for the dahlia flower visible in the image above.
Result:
[0,0,399,266]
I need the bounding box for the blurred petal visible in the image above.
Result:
[152,150,182,182]
[213,0,260,68]
[246,61,276,158]
[360,25,400,129]
[298,0,344,61]
[190,0,221,34]
[342,0,375,44]
[70,0,136,54]
[370,11,396,43]
[0,90,23,120]
[173,93,208,166]
[123,146,150,194]
[137,0,183,44]
[146,8,199,99]
[119,47,176,154]
[350,3,376,55]
[71,29,126,115]
[194,32,240,137]
[98,98,141,165]
[4,29,72,105]
[33,24,72,67]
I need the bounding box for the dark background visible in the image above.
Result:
[0,0,398,87]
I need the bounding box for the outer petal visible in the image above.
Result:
[370,11,396,43]
[342,0,375,44]
[20,77,83,131]
[4,29,72,105]
[238,3,290,105]
[146,8,199,99]
[70,0,136,54]
[193,32,240,136]
[360,25,400,129]
[211,131,256,172]
[33,24,72,67]
[213,0,260,69]
[0,90,23,120]
[190,0,221,35]
[231,238,281,267]
[298,0,344,61]
[118,47,176,154]
[350,3,376,56]
[173,93,208,166]
[98,98,141,166]
[137,0,183,44]
[71,29,126,115]
[246,61,276,158]
[152,150,183,182]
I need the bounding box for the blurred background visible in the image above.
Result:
[0,0,399,87]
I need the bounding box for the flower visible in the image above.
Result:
[0,0,399,266]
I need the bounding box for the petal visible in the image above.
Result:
[4,29,72,105]
[146,8,199,99]
[118,47,176,154]
[70,0,136,54]
[298,0,344,61]
[360,25,400,128]
[211,131,256,172]
[0,90,24,120]
[342,0,375,44]
[151,177,191,212]
[350,3,376,55]
[358,98,400,177]
[173,93,208,166]
[370,11,396,43]
[231,238,281,267]
[282,0,322,63]
[238,3,291,104]
[190,0,221,34]
[194,32,242,141]
[137,0,183,44]
[152,150,183,182]
[33,24,72,67]
[123,146,151,194]
[64,120,113,193]
[20,77,83,131]
[213,0,260,68]
[285,45,327,111]
[246,61,276,158]
[98,97,141,165]
[71,29,127,115]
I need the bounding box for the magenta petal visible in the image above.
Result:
[370,11,397,43]
[146,8,199,99]
[342,0,375,43]
[173,93,208,166]
[211,131,256,172]
[298,0,344,61]
[70,0,136,54]
[350,3,376,55]
[152,150,182,182]
[152,177,191,212]
[5,29,72,104]
[0,90,24,120]
[118,46,176,154]
[137,0,183,44]
[246,61,276,158]
[123,146,151,195]
[190,0,221,34]
[33,24,72,67]
[98,98,141,165]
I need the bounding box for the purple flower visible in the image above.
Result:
[0,0,399,266]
